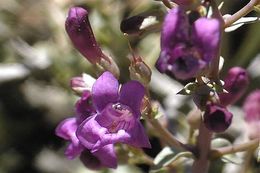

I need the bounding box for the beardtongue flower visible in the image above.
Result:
[219,67,249,106]
[156,7,221,80]
[203,103,233,133]
[65,7,109,64]
[76,71,151,152]
[243,90,260,139]
[55,91,117,169]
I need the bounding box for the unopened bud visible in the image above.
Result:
[65,7,109,64]
[70,73,96,94]
[129,55,151,86]
[203,103,233,133]
[219,67,249,106]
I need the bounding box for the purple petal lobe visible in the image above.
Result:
[55,118,84,159]
[76,91,96,123]
[76,115,107,150]
[93,144,117,169]
[92,72,119,112]
[55,118,78,140]
[161,7,189,50]
[126,121,151,148]
[119,81,145,118]
[192,18,221,62]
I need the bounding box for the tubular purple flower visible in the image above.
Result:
[243,90,260,139]
[203,103,233,133]
[65,7,109,64]
[55,92,117,169]
[76,71,151,152]
[219,67,249,106]
[156,7,221,80]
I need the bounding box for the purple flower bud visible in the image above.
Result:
[203,103,233,133]
[156,7,221,80]
[243,90,260,139]
[219,67,249,106]
[65,7,109,64]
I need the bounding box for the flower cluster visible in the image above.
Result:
[56,71,150,169]
[203,67,249,132]
[56,0,257,171]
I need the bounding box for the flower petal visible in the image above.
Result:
[76,91,96,123]
[65,143,84,159]
[161,7,189,50]
[76,115,107,150]
[192,18,221,62]
[55,118,77,140]
[125,121,151,148]
[93,144,117,169]
[92,72,119,112]
[119,80,145,118]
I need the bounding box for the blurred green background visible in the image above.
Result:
[0,0,259,173]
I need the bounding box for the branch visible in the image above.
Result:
[224,0,260,28]
[210,138,259,158]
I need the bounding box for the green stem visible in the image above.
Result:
[144,115,188,151]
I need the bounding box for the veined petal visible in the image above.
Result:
[119,81,145,118]
[192,18,221,62]
[92,72,119,112]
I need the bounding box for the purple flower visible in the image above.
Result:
[65,7,109,64]
[219,67,249,106]
[76,71,151,152]
[243,90,260,139]
[55,91,117,169]
[203,103,233,133]
[156,7,221,80]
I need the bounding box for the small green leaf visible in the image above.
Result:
[221,154,242,165]
[177,82,198,95]
[153,147,193,169]
[225,16,260,32]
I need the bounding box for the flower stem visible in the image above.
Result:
[210,138,259,158]
[224,0,260,28]
[208,0,224,80]
[144,115,188,151]
[191,122,213,173]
